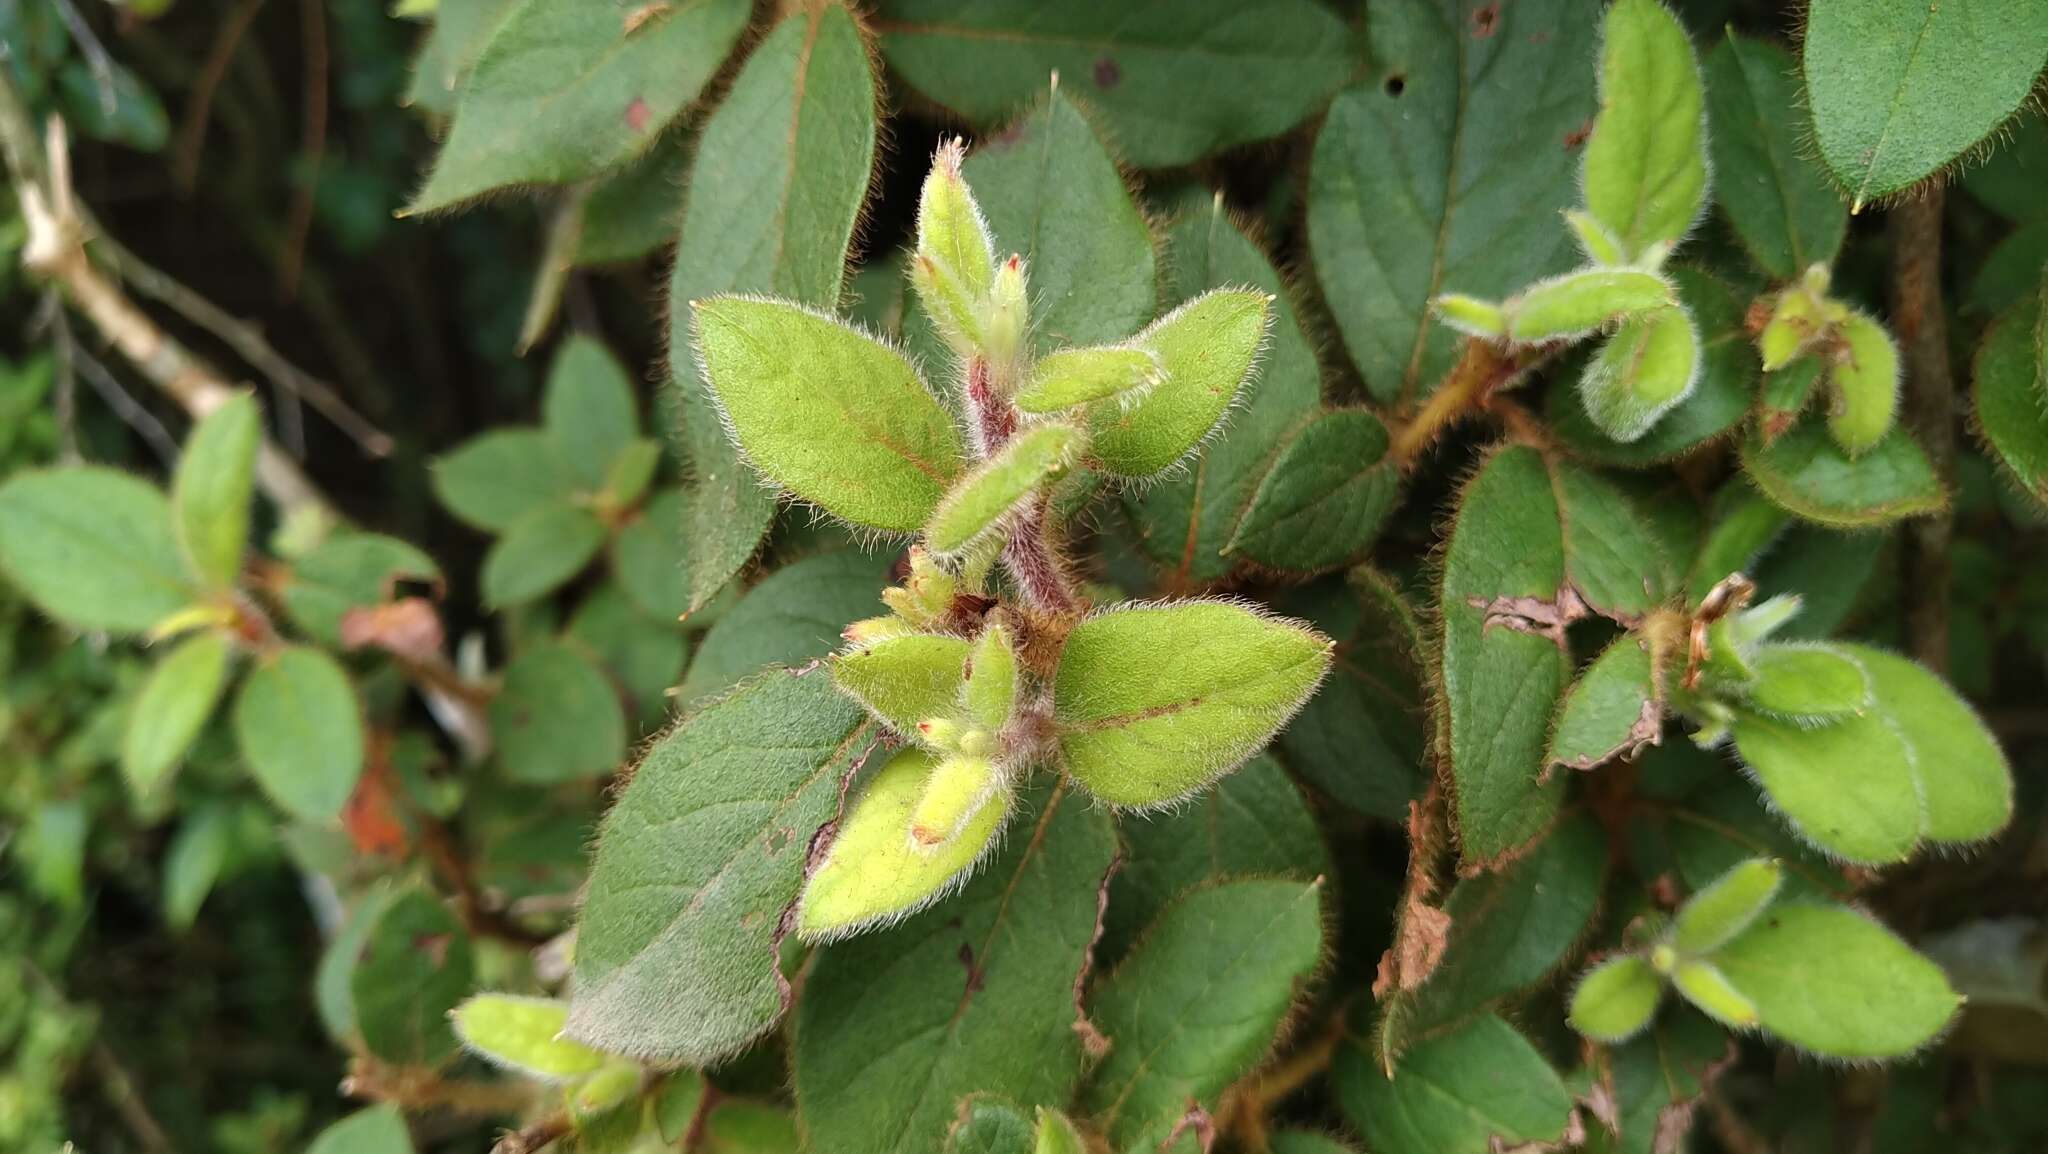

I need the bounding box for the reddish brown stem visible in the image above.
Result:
[1891,189,1954,673]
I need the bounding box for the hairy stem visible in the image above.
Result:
[1389,339,1550,468]
[1891,188,1954,673]
[1001,491,1082,617]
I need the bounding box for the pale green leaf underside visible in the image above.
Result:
[1715,902,1960,1057]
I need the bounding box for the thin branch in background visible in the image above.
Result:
[279,0,328,301]
[50,0,116,116]
[1891,188,1955,673]
[35,290,81,461]
[72,343,179,465]
[176,0,268,194]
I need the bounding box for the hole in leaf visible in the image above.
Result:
[1384,74,1407,98]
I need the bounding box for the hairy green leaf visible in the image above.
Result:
[490,640,626,783]
[1581,0,1708,259]
[1729,708,1923,864]
[453,995,608,1081]
[1579,306,1699,444]
[567,673,875,1064]
[1569,955,1663,1042]
[1972,285,2048,506]
[278,533,441,647]
[1309,0,1596,402]
[233,646,364,822]
[1739,419,1944,528]
[833,632,971,736]
[431,429,579,533]
[1084,879,1324,1146]
[1803,0,2048,206]
[928,423,1085,555]
[1228,408,1399,574]
[1715,902,1961,1057]
[0,466,195,634]
[794,786,1117,1154]
[1053,601,1331,808]
[1672,857,1783,956]
[1846,644,2012,844]
[1504,269,1677,343]
[874,0,1351,169]
[1549,634,1662,772]
[1336,1014,1573,1154]
[1016,346,1162,415]
[1743,643,1871,721]
[680,550,891,703]
[480,502,606,608]
[408,0,751,211]
[694,298,963,532]
[1091,289,1271,478]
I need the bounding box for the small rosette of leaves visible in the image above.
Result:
[1747,264,1902,457]
[1568,857,1961,1059]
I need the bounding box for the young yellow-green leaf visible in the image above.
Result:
[1440,446,1571,865]
[794,786,1117,1153]
[1435,292,1510,338]
[1579,305,1700,443]
[1671,958,1757,1028]
[1568,955,1663,1042]
[277,533,441,647]
[963,623,1019,733]
[1310,0,1597,403]
[667,0,880,609]
[489,640,626,783]
[1826,312,1901,456]
[1803,0,2048,207]
[693,297,964,532]
[351,887,474,1066]
[542,335,639,490]
[1672,857,1783,956]
[306,1106,415,1154]
[568,673,875,1064]
[913,140,996,354]
[1126,195,1323,586]
[909,754,1003,849]
[926,423,1085,555]
[1715,902,1962,1057]
[570,1060,642,1122]
[1729,707,1922,864]
[1971,285,2048,506]
[1743,644,1871,721]
[1032,1108,1087,1154]
[1383,815,1606,1051]
[1739,419,1944,528]
[0,466,196,634]
[1227,407,1400,574]
[1091,289,1272,478]
[406,0,750,211]
[1014,345,1163,415]
[963,89,1156,355]
[1335,1014,1573,1154]
[1504,269,1676,344]
[1704,35,1847,279]
[122,631,234,799]
[233,646,364,822]
[1844,644,2012,844]
[680,550,891,703]
[1548,634,1661,772]
[452,994,607,1081]
[431,429,580,532]
[171,393,260,589]
[1582,0,1707,259]
[1083,879,1325,1147]
[1548,268,1756,468]
[874,0,1351,170]
[1052,601,1331,808]
[833,632,972,736]
[480,501,606,608]
[799,748,1011,941]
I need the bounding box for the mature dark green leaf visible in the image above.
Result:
[1803,0,2048,206]
[1103,754,1327,959]
[351,887,474,1066]
[1716,902,1960,1058]
[794,786,1117,1154]
[408,0,751,211]
[1084,879,1324,1147]
[431,429,580,533]
[1384,814,1606,1051]
[123,631,233,799]
[577,132,689,266]
[490,640,627,783]
[1277,570,1428,821]
[567,673,874,1064]
[0,466,196,634]
[1309,0,1596,403]
[404,0,518,118]
[679,549,891,702]
[171,393,260,589]
[1704,35,1846,279]
[1335,1013,1573,1154]
[1973,285,2048,506]
[944,1097,1035,1154]
[1594,1009,1729,1154]
[317,885,397,1044]
[1439,446,1572,866]
[232,646,365,822]
[1549,635,1661,772]
[874,0,1351,169]
[1228,408,1399,573]
[666,0,879,607]
[965,90,1156,353]
[1740,419,1944,528]
[278,533,441,647]
[1126,198,1322,587]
